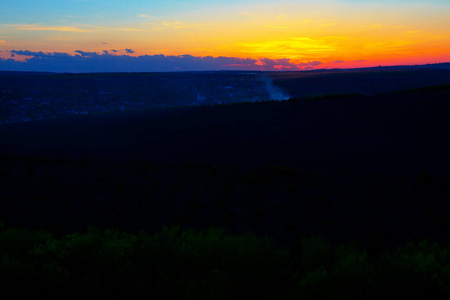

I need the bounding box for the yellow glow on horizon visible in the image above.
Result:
[1,2,450,69]
[237,37,337,59]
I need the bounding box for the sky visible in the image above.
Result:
[1,0,449,72]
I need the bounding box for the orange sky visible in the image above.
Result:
[1,0,450,70]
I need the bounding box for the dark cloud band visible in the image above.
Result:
[1,50,323,72]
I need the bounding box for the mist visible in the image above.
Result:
[261,75,291,100]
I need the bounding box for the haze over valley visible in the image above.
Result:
[2,64,450,124]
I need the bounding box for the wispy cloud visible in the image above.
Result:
[104,26,147,32]
[141,20,203,30]
[161,21,191,29]
[238,37,336,58]
[5,23,149,33]
[369,24,405,30]
[8,24,91,32]
[363,40,415,53]
[86,25,147,32]
[138,14,156,18]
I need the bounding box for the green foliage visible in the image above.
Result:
[332,242,371,277]
[299,236,331,273]
[0,226,53,258]
[287,238,374,300]
[134,226,291,299]
[329,242,377,299]
[374,239,450,298]
[300,266,328,287]
[286,237,450,300]
[1,223,450,300]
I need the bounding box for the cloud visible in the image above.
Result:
[298,61,323,67]
[369,24,405,29]
[109,27,147,32]
[161,21,200,29]
[6,23,148,33]
[141,20,203,30]
[334,60,343,63]
[239,37,335,58]
[0,50,325,72]
[74,50,98,57]
[11,50,71,58]
[257,58,294,70]
[8,24,90,32]
[256,58,323,70]
[138,14,155,18]
[87,25,147,32]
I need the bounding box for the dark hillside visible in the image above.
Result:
[1,86,450,253]
[270,69,450,98]
[2,85,450,175]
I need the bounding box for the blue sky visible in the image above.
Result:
[1,0,449,72]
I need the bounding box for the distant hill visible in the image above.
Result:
[2,67,450,124]
[0,71,56,76]
[1,61,449,75]
[327,62,450,72]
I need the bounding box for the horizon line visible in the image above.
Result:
[1,61,449,75]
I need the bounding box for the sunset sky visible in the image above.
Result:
[1,0,449,72]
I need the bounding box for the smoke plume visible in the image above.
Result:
[261,76,291,100]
